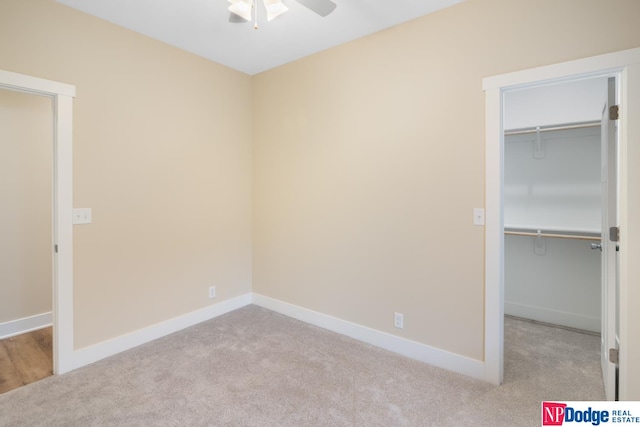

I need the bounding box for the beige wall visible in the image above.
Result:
[252,0,640,394]
[0,0,253,348]
[0,90,53,324]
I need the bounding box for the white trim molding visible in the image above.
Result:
[252,293,485,381]
[0,312,53,339]
[0,69,75,98]
[53,92,74,375]
[72,293,252,370]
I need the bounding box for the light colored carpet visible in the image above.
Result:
[0,305,604,426]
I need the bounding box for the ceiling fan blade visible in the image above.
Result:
[229,0,253,21]
[229,12,248,23]
[295,0,336,17]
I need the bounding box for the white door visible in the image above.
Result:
[600,76,618,401]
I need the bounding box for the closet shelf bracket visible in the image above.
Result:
[533,127,545,159]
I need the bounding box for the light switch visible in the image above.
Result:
[73,208,92,225]
[473,208,485,226]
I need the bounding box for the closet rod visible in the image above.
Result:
[504,230,601,241]
[504,120,600,136]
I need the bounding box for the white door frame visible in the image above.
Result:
[0,69,75,374]
[482,48,640,399]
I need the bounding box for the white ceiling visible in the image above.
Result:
[56,0,464,75]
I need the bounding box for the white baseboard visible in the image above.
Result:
[0,312,52,339]
[66,292,486,382]
[72,293,252,370]
[252,293,485,381]
[505,301,600,333]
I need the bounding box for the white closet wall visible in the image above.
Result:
[505,79,606,128]
[504,78,607,333]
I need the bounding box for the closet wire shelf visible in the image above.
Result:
[504,229,601,241]
[504,120,603,242]
[504,120,601,137]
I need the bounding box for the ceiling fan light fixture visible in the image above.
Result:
[263,0,288,21]
[228,0,253,21]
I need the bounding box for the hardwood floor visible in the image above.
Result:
[0,328,53,394]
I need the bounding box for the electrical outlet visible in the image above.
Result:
[394,312,404,329]
[208,286,216,299]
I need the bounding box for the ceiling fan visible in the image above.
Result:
[228,0,337,27]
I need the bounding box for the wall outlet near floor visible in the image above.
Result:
[394,312,404,329]
[208,286,216,299]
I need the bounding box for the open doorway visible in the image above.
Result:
[0,89,54,393]
[482,47,640,401]
[501,76,615,400]
[0,69,76,377]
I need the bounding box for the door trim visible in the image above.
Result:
[0,69,75,374]
[482,48,640,398]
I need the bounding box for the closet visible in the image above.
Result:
[503,78,608,333]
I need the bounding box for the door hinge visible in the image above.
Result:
[54,244,58,253]
[609,226,620,242]
[609,105,619,121]
[609,348,619,365]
